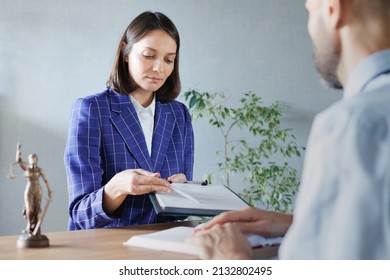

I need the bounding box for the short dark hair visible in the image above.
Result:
[107,11,181,102]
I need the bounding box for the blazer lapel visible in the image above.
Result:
[151,102,175,171]
[109,91,153,171]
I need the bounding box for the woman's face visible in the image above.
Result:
[126,29,177,95]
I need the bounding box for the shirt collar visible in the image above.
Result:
[129,94,156,117]
[344,48,390,99]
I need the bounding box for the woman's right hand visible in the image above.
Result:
[103,169,172,214]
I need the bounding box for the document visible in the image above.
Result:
[123,225,283,256]
[149,183,250,216]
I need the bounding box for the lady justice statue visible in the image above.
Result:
[7,143,53,248]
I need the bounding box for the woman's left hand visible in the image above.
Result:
[167,173,187,183]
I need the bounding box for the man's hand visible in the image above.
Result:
[197,207,292,238]
[186,222,252,260]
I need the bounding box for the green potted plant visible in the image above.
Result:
[184,89,304,212]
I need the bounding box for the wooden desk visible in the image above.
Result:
[0,221,278,260]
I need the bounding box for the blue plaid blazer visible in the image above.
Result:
[64,89,194,230]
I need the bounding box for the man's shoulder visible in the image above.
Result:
[322,82,390,114]
[314,86,390,135]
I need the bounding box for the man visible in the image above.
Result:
[187,0,390,259]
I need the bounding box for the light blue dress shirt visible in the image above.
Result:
[279,49,390,259]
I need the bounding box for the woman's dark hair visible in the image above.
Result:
[107,11,181,102]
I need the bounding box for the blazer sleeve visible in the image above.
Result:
[182,104,195,181]
[64,97,114,229]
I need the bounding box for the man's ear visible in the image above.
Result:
[327,0,345,29]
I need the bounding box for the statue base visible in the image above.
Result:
[17,233,49,248]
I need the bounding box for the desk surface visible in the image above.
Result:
[0,221,278,260]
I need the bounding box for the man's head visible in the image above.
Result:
[305,0,390,89]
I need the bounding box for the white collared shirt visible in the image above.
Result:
[129,94,156,156]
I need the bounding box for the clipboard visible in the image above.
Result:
[149,182,250,216]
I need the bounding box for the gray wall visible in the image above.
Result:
[0,0,340,236]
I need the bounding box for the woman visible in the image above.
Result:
[64,11,194,230]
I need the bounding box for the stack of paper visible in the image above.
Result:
[123,226,282,256]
